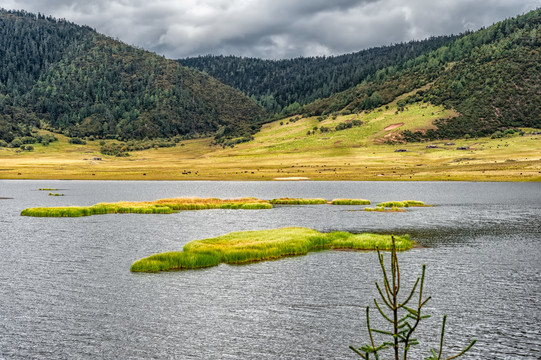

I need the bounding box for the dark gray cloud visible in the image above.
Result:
[2,0,539,59]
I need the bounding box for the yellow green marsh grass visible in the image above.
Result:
[48,193,64,196]
[376,200,431,208]
[331,199,371,205]
[364,207,407,212]
[20,197,272,217]
[269,198,327,205]
[130,227,413,272]
[150,197,272,210]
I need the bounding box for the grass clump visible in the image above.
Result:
[364,207,406,212]
[153,197,272,210]
[376,200,429,208]
[130,251,221,272]
[331,199,371,205]
[270,198,327,205]
[21,197,273,217]
[130,227,413,272]
[20,204,174,217]
[48,192,64,196]
[39,188,58,191]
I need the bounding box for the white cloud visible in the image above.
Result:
[2,0,538,58]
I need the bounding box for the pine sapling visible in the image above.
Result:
[349,236,476,359]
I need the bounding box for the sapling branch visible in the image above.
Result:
[350,235,475,360]
[428,315,478,360]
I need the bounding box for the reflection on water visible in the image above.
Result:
[0,180,540,359]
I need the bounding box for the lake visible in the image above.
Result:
[0,180,540,359]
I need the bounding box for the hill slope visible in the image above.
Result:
[0,9,263,143]
[303,9,541,139]
[182,9,540,140]
[179,35,459,114]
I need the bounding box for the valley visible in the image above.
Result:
[2,98,539,181]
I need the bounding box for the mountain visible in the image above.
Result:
[1,8,538,148]
[0,9,263,143]
[303,8,541,140]
[179,35,460,115]
[182,9,541,140]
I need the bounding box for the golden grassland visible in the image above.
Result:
[1,97,540,181]
[130,227,413,272]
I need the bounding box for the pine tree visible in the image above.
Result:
[349,237,476,359]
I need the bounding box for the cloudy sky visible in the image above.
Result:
[2,0,539,59]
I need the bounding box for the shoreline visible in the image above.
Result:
[1,177,539,182]
[1,176,539,182]
[1,129,539,182]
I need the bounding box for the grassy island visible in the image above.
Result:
[331,199,371,205]
[376,200,431,208]
[270,198,327,205]
[364,207,407,212]
[130,227,412,272]
[20,197,272,217]
[269,198,370,205]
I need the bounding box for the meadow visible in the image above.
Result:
[1,95,540,181]
[130,227,413,272]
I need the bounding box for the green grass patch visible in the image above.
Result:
[39,188,58,191]
[364,207,406,212]
[331,199,371,205]
[130,227,413,272]
[21,197,272,217]
[48,193,64,196]
[269,198,327,205]
[376,200,430,208]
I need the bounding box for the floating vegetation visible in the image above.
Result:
[130,227,413,273]
[21,197,273,217]
[48,193,64,196]
[331,199,371,205]
[269,198,327,205]
[364,207,406,212]
[39,188,58,191]
[376,200,431,208]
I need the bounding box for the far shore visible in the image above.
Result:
[1,124,540,182]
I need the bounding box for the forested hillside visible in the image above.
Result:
[183,9,540,140]
[0,9,263,143]
[1,8,538,147]
[293,9,540,140]
[179,36,459,115]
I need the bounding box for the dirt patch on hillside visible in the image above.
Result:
[384,123,404,131]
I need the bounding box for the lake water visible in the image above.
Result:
[0,180,539,359]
